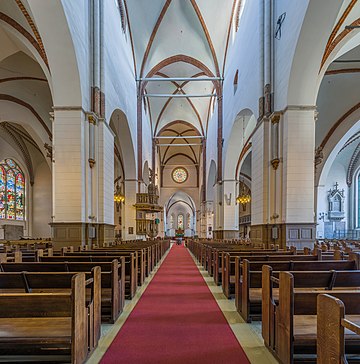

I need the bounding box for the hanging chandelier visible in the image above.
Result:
[114,183,125,204]
[236,182,251,205]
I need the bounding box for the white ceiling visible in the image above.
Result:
[124,0,237,169]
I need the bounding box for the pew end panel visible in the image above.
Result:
[317,293,360,364]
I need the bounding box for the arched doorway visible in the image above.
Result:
[164,192,196,238]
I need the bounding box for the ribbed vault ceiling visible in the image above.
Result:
[125,0,237,169]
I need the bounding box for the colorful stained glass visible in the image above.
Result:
[177,214,184,230]
[7,170,15,220]
[0,166,5,219]
[16,173,24,221]
[0,159,25,221]
[172,167,188,183]
[6,159,16,169]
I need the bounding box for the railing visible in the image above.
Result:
[239,214,251,225]
[327,230,360,240]
[136,193,159,205]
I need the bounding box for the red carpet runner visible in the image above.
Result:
[101,244,250,364]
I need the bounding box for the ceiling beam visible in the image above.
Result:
[157,143,202,146]
[155,136,204,139]
[138,77,222,82]
[144,94,216,98]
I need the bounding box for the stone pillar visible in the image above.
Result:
[213,180,239,239]
[315,184,327,239]
[205,201,214,239]
[250,108,316,248]
[280,107,316,249]
[123,179,137,240]
[96,119,115,246]
[199,203,206,238]
[213,182,222,238]
[51,108,88,249]
[250,119,270,245]
[158,210,165,238]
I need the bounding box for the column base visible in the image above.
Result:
[213,230,239,240]
[96,223,115,247]
[250,223,316,249]
[50,222,115,249]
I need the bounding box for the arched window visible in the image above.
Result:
[0,159,25,221]
[177,214,184,230]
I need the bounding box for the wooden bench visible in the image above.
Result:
[224,253,320,300]
[215,249,293,288]
[238,258,359,322]
[72,249,146,286]
[40,254,136,299]
[1,260,124,323]
[265,270,360,363]
[0,272,96,363]
[317,293,360,364]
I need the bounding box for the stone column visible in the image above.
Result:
[96,119,115,246]
[280,107,316,249]
[51,108,88,249]
[213,180,239,239]
[123,179,137,240]
[199,202,207,239]
[250,119,271,245]
[205,201,214,239]
[213,182,223,238]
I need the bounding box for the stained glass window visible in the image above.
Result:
[16,173,25,221]
[172,167,188,183]
[0,166,5,219]
[0,159,25,221]
[7,170,15,220]
[177,214,184,230]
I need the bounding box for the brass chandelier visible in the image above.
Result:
[114,183,125,205]
[236,181,251,205]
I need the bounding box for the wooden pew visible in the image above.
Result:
[1,260,124,323]
[265,270,360,363]
[74,249,145,285]
[40,254,136,299]
[0,272,95,363]
[238,258,358,322]
[317,293,360,364]
[261,263,360,351]
[225,253,320,300]
[216,249,293,288]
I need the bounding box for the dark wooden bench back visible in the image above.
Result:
[1,262,68,272]
[0,272,27,289]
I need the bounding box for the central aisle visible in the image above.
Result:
[100,244,250,364]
